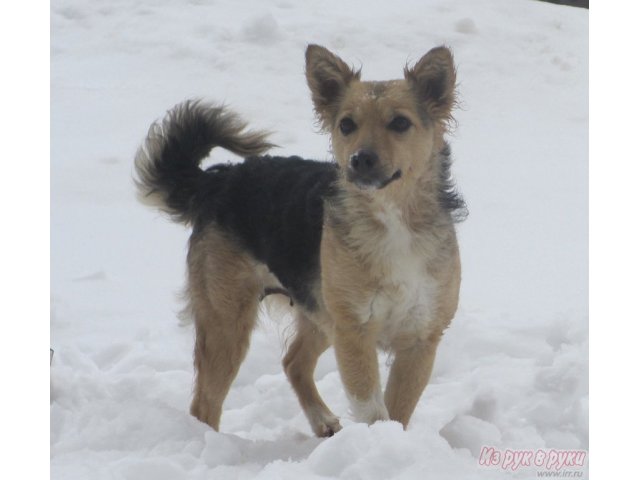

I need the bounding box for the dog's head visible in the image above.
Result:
[306,45,456,192]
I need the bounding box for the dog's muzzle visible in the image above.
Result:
[346,150,402,190]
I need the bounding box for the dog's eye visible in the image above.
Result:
[339,117,357,136]
[388,116,412,133]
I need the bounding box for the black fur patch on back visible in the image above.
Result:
[190,147,464,310]
[192,156,338,311]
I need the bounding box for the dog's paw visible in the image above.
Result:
[348,390,390,425]
[307,408,342,437]
[315,417,342,438]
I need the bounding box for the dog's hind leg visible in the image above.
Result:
[186,227,261,431]
[283,314,342,437]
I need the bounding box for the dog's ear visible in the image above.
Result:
[404,46,457,125]
[305,44,360,129]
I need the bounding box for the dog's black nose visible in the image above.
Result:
[349,150,379,173]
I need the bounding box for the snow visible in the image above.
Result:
[50,0,588,478]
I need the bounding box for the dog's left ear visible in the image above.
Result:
[404,46,457,125]
[306,44,361,129]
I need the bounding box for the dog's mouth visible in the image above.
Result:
[347,169,403,190]
[378,169,403,188]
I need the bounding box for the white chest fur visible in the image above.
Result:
[359,205,439,347]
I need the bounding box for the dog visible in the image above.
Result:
[134,44,466,437]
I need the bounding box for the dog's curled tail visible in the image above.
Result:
[134,100,274,223]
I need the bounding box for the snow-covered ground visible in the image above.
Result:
[50,0,588,478]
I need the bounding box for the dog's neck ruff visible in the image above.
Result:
[357,203,439,346]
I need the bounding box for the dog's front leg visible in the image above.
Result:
[333,319,390,425]
[322,227,389,425]
[384,333,441,428]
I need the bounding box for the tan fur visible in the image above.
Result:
[282,313,341,437]
[307,44,461,430]
[186,226,262,430]
[184,45,461,436]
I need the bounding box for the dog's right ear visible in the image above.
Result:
[305,45,360,129]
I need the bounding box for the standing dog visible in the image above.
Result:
[135,44,466,437]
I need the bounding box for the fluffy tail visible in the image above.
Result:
[134,100,274,223]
